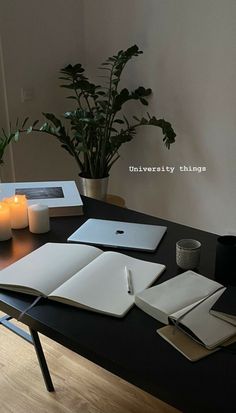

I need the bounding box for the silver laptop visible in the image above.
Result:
[67,219,167,251]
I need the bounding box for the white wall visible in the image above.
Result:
[0,35,14,182]
[1,0,236,234]
[0,0,84,181]
[83,0,236,235]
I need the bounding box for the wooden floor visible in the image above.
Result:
[0,313,180,413]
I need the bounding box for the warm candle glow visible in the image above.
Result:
[0,201,12,241]
[11,195,26,204]
[3,195,28,229]
[0,202,10,211]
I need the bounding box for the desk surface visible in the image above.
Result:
[0,197,235,413]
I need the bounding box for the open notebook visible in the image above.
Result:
[0,243,165,317]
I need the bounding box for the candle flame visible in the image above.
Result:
[14,196,18,203]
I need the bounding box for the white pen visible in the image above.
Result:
[125,266,134,295]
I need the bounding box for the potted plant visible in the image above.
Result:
[18,45,176,199]
[0,123,20,181]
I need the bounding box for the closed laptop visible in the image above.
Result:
[67,218,167,251]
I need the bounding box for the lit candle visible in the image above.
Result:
[28,204,50,234]
[0,202,12,241]
[4,195,28,229]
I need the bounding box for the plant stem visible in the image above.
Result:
[99,62,116,176]
[72,80,83,109]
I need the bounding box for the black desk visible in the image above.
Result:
[0,197,235,412]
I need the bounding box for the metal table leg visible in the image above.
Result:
[1,314,54,392]
[0,314,32,343]
[29,328,55,392]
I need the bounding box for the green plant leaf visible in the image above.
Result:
[114,119,124,124]
[140,98,148,105]
[14,130,20,141]
[60,84,75,89]
[39,122,48,131]
[27,126,33,134]
[32,120,39,127]
[21,117,29,128]
[43,113,62,128]
[58,76,71,80]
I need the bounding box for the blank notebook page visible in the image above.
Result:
[50,251,165,317]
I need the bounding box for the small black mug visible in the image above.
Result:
[215,235,236,285]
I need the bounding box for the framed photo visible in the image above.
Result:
[0,181,83,216]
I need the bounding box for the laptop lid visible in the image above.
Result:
[67,219,167,251]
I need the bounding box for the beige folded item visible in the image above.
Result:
[157,325,236,362]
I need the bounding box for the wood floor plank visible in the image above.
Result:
[0,313,180,413]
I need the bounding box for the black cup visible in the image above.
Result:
[215,236,236,285]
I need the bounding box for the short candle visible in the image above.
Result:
[0,202,12,241]
[28,204,50,234]
[4,195,28,229]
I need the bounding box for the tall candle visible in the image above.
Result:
[4,195,28,229]
[28,204,50,234]
[0,202,12,241]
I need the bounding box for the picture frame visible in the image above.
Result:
[0,180,83,217]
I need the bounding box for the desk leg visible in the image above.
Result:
[0,314,32,343]
[29,328,55,392]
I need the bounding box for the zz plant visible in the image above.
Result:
[12,45,177,179]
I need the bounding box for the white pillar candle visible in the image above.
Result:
[28,204,50,234]
[0,202,12,241]
[4,195,28,229]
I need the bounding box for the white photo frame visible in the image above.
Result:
[0,181,83,216]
